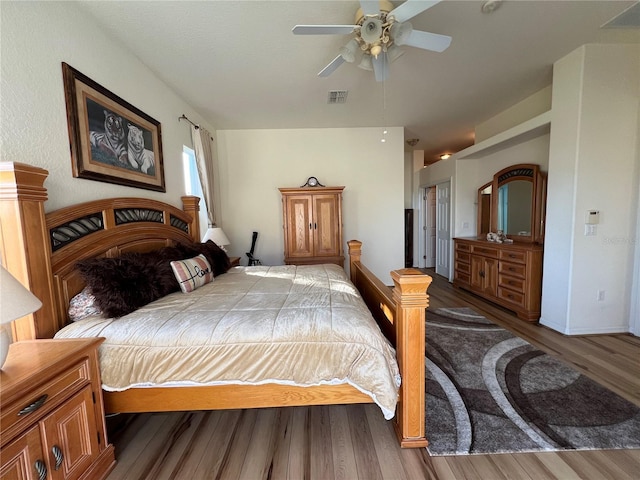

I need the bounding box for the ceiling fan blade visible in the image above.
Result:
[318,55,346,77]
[372,53,389,82]
[359,0,380,17]
[389,0,442,23]
[292,25,357,35]
[403,29,452,52]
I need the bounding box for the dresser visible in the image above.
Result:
[0,339,115,480]
[453,238,543,322]
[279,186,344,266]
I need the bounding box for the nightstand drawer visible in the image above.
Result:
[1,359,90,442]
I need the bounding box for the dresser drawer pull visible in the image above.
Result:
[52,445,64,470]
[35,459,47,480]
[18,394,48,416]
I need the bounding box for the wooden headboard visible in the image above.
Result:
[0,162,200,340]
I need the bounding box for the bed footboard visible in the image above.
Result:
[348,240,432,448]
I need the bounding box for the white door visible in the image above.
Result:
[425,187,437,268]
[436,181,451,278]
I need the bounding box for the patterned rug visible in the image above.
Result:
[425,307,640,455]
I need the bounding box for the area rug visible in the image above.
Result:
[425,307,640,455]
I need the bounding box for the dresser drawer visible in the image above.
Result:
[1,359,90,441]
[455,271,471,285]
[498,287,525,308]
[499,249,527,264]
[499,274,526,293]
[471,245,499,258]
[455,260,471,274]
[455,252,470,264]
[455,242,471,253]
[499,261,526,278]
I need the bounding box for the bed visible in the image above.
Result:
[0,162,432,448]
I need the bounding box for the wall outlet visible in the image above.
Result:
[597,290,605,302]
[462,221,469,229]
[585,225,597,236]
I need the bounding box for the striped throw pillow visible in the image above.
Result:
[170,254,214,293]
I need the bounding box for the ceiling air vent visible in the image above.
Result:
[327,90,348,104]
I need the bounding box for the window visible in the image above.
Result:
[183,146,208,239]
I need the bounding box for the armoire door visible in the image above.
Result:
[283,195,314,258]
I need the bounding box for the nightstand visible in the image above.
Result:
[0,339,115,480]
[229,256,241,267]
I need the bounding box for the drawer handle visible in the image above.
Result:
[34,460,47,480]
[18,394,48,416]
[52,445,64,470]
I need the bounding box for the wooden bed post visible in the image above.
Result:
[391,268,432,448]
[180,195,200,242]
[347,239,361,281]
[0,162,58,339]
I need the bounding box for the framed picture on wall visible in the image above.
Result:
[61,62,165,192]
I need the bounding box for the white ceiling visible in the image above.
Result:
[76,0,639,163]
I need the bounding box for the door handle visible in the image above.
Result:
[52,445,64,470]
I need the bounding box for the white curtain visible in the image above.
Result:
[191,126,219,228]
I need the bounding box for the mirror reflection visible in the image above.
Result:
[497,180,532,236]
[478,183,492,236]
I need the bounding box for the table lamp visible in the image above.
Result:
[202,227,230,252]
[0,266,42,368]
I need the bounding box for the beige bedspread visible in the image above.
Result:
[55,264,400,419]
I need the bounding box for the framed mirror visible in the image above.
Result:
[490,163,546,244]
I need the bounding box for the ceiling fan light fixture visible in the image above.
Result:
[360,17,383,44]
[386,44,405,62]
[390,21,413,46]
[339,39,359,63]
[370,44,383,58]
[358,53,373,71]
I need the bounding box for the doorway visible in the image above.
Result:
[422,181,451,278]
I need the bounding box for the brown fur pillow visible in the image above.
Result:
[181,240,231,276]
[76,242,231,318]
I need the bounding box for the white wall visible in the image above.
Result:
[216,127,405,284]
[541,44,640,335]
[0,1,212,211]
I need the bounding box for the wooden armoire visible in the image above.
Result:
[279,186,344,266]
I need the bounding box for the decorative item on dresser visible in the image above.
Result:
[454,163,546,322]
[0,338,116,480]
[279,185,344,266]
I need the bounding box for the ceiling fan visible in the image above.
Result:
[292,0,452,82]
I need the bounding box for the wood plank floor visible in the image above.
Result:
[105,271,640,480]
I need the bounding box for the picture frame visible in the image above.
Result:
[62,62,165,192]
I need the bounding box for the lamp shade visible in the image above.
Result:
[202,227,230,248]
[390,21,413,46]
[0,266,42,368]
[339,39,359,63]
[1,266,42,325]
